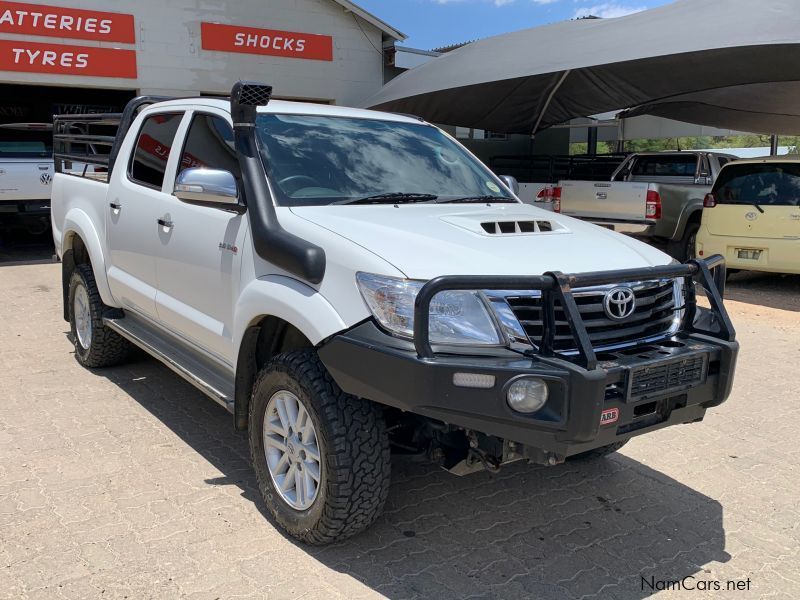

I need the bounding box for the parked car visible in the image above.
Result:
[51,82,738,544]
[697,156,800,274]
[554,151,737,261]
[0,123,55,236]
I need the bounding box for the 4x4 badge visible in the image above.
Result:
[218,242,238,254]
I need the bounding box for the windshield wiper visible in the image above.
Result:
[752,202,765,214]
[439,195,516,204]
[335,192,439,205]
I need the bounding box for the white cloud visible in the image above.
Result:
[532,0,560,4]
[573,3,646,18]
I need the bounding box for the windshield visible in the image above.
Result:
[254,114,515,206]
[0,127,52,158]
[713,163,800,207]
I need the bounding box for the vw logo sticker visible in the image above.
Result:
[40,173,52,186]
[603,287,636,320]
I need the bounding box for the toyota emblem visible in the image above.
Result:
[603,287,636,320]
[40,173,52,185]
[745,211,758,221]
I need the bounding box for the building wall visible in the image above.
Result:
[0,0,386,105]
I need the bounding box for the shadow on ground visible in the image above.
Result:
[0,230,54,266]
[93,351,729,600]
[724,270,800,312]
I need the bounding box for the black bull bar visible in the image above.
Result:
[413,255,735,369]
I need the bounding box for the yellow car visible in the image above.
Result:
[696,156,800,274]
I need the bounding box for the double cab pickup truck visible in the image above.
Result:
[51,82,738,544]
[555,151,737,261]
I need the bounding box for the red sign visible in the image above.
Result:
[0,2,135,43]
[0,39,137,78]
[600,408,619,426]
[201,22,333,62]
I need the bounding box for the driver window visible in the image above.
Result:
[176,114,240,181]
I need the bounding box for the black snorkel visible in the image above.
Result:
[231,81,326,284]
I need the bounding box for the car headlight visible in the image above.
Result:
[356,273,502,345]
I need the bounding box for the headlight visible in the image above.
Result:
[356,273,502,345]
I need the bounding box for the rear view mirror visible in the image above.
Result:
[499,175,520,196]
[174,168,239,205]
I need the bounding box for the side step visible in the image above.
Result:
[104,314,235,413]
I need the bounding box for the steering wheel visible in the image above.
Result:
[278,175,321,195]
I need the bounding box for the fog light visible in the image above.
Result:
[506,377,549,413]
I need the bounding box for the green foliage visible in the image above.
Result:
[570,135,800,156]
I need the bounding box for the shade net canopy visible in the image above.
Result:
[618,81,800,135]
[364,0,800,135]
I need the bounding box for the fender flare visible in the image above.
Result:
[233,275,349,352]
[671,200,704,241]
[61,208,116,307]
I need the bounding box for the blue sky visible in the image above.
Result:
[356,0,674,50]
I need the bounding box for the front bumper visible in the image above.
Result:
[319,321,738,460]
[320,256,737,461]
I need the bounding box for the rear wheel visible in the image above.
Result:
[249,349,391,544]
[668,222,700,262]
[68,264,131,368]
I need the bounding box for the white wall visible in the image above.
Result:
[0,0,386,106]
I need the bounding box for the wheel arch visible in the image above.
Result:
[232,276,349,430]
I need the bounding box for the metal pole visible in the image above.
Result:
[770,134,779,156]
[587,124,598,156]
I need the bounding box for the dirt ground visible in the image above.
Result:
[1,238,799,600]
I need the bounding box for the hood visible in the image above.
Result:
[290,203,671,280]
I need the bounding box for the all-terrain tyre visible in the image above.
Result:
[667,222,700,262]
[570,440,629,461]
[68,264,131,368]
[249,349,391,545]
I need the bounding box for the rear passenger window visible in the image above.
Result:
[128,113,183,189]
[177,114,240,179]
[632,155,697,177]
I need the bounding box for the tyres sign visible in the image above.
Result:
[0,39,137,78]
[201,22,333,62]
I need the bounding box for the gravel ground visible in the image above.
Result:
[1,241,799,600]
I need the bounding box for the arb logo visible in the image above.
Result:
[600,408,619,425]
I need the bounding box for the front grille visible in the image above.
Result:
[629,355,706,399]
[506,280,677,352]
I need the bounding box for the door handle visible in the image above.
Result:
[109,202,122,210]
[157,217,174,228]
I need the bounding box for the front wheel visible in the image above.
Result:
[249,349,391,544]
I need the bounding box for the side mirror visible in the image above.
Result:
[174,168,239,205]
[499,175,520,196]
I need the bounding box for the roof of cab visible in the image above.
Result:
[146,97,426,125]
[722,154,800,166]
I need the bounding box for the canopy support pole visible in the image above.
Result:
[531,69,571,138]
[770,134,779,155]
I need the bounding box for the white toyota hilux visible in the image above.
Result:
[51,82,738,544]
